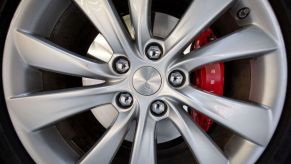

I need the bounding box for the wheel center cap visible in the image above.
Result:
[133,67,162,96]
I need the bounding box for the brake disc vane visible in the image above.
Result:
[191,28,225,132]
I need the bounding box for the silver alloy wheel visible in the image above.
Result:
[2,0,287,164]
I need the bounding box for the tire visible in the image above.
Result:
[0,0,291,164]
[258,0,291,163]
[0,0,33,163]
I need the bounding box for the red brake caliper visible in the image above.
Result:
[190,28,225,132]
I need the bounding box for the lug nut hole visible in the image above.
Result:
[168,70,186,88]
[150,100,167,117]
[116,92,133,109]
[113,56,130,74]
[145,43,163,60]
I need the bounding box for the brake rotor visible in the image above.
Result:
[190,28,225,132]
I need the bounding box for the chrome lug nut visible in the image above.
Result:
[169,70,185,87]
[237,7,250,19]
[113,57,130,74]
[150,100,167,116]
[146,43,163,60]
[117,92,133,108]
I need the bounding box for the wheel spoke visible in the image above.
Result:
[130,107,157,164]
[74,0,131,54]
[15,31,118,80]
[166,99,228,164]
[6,83,122,132]
[79,106,136,164]
[164,0,234,56]
[129,0,152,53]
[170,26,278,71]
[169,86,273,146]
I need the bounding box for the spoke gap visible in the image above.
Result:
[156,124,196,163]
[56,111,107,156]
[111,140,132,164]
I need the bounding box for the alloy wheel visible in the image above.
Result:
[2,0,287,163]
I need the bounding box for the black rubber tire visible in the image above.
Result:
[0,0,291,163]
[258,0,291,163]
[0,0,33,163]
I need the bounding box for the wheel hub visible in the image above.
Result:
[133,66,162,96]
[87,13,180,144]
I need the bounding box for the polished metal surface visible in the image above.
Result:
[169,71,185,87]
[133,67,162,96]
[150,100,167,116]
[2,0,288,164]
[146,44,163,60]
[114,57,130,74]
[87,13,181,144]
[117,93,133,108]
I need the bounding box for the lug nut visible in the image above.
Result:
[150,100,167,116]
[117,92,133,108]
[146,43,163,60]
[237,7,250,20]
[169,70,185,87]
[113,57,130,74]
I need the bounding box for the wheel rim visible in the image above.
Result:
[2,0,287,163]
